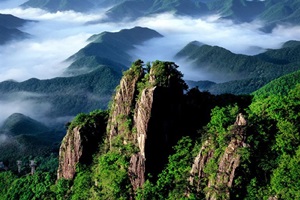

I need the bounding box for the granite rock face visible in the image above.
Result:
[107,61,186,191]
[57,127,83,180]
[189,114,248,199]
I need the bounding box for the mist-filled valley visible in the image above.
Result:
[1,0,300,199]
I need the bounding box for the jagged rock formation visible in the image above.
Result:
[107,64,144,147]
[107,61,187,191]
[189,140,214,191]
[57,127,83,180]
[189,113,248,199]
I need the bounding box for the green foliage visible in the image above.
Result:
[156,136,194,199]
[177,40,300,94]
[150,60,188,91]
[271,147,300,199]
[137,137,196,199]
[4,172,56,200]
[71,165,92,200]
[53,178,71,200]
[253,69,300,99]
[68,109,108,131]
[207,105,239,136]
[0,171,17,200]
[92,151,131,199]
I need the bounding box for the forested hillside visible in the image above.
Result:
[179,40,300,94]
[1,60,299,199]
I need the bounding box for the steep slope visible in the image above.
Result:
[189,113,248,199]
[57,110,107,179]
[0,14,30,45]
[107,60,188,191]
[252,69,300,98]
[65,26,163,76]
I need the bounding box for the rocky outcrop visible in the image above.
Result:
[128,87,155,190]
[107,64,144,147]
[128,153,145,190]
[57,127,83,180]
[189,140,215,191]
[133,87,155,158]
[57,111,107,180]
[107,61,186,192]
[189,114,248,199]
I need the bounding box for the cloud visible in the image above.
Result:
[0,134,9,144]
[0,7,107,23]
[0,7,120,82]
[128,13,300,81]
[0,92,52,126]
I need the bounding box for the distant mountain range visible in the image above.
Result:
[65,26,162,76]
[0,14,30,45]
[177,40,300,94]
[0,27,161,131]
[20,0,300,31]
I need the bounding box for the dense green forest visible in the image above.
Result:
[1,60,299,199]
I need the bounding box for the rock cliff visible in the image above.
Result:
[107,62,144,147]
[57,111,107,180]
[57,127,83,180]
[189,113,248,199]
[107,61,187,191]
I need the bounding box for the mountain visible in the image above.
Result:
[176,40,300,94]
[1,60,300,199]
[0,67,121,127]
[65,26,163,75]
[0,113,59,168]
[207,0,266,22]
[20,0,300,30]
[21,0,95,12]
[0,14,30,45]
[0,14,28,29]
[56,61,300,199]
[0,113,50,136]
[252,69,300,98]
[21,0,127,12]
[105,0,209,21]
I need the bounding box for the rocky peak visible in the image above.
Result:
[107,60,187,191]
